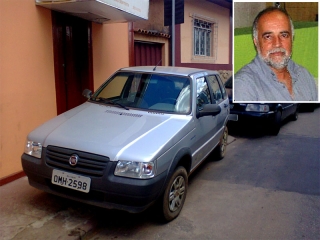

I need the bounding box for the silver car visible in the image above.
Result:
[22,66,229,222]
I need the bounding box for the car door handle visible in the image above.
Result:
[224,103,228,108]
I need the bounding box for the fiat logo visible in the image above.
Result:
[69,154,79,167]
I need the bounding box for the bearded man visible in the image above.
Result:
[234,7,318,101]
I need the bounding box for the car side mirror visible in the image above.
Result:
[82,89,92,99]
[197,104,221,118]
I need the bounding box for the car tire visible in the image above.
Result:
[214,126,228,160]
[160,166,188,222]
[270,110,281,135]
[290,108,299,121]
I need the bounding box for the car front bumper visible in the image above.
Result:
[21,151,167,213]
[230,109,277,124]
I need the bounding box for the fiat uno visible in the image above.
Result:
[22,66,229,222]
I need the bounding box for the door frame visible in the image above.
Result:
[51,12,94,115]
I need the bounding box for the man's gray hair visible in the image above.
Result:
[252,7,295,40]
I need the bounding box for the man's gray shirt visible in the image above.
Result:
[234,56,318,101]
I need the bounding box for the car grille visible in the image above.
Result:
[46,146,109,177]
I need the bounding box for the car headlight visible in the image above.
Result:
[245,104,269,112]
[24,140,42,158]
[114,160,156,179]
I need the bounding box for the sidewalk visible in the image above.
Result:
[0,177,97,240]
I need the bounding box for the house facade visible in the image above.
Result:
[133,0,232,80]
[0,0,232,183]
[0,0,143,183]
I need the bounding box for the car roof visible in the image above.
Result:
[119,66,219,77]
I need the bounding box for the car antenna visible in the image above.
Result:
[153,59,162,71]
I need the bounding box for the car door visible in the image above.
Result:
[191,73,220,169]
[206,74,229,132]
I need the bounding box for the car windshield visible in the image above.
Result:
[92,71,191,114]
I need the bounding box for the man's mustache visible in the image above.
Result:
[267,48,287,56]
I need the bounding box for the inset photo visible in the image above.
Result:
[233,2,319,102]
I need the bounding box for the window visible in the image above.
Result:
[192,15,218,61]
[206,75,224,103]
[194,18,213,57]
[93,72,191,113]
[196,77,212,110]
[216,75,227,100]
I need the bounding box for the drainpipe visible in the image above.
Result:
[172,0,175,66]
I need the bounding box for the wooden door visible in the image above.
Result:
[52,12,93,115]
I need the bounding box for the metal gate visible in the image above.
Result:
[134,41,162,66]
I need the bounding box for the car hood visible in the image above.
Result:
[28,102,192,162]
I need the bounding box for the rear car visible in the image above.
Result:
[22,66,229,222]
[225,77,299,135]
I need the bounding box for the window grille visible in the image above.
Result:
[192,15,218,60]
[194,19,212,56]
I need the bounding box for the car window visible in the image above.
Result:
[93,72,191,114]
[206,75,224,103]
[196,77,212,110]
[216,75,228,100]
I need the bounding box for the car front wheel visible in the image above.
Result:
[161,166,188,222]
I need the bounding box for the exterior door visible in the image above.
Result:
[134,41,162,66]
[52,12,93,115]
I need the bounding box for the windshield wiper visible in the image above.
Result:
[97,97,129,110]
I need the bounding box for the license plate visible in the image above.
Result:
[51,169,91,193]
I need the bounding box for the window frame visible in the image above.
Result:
[205,74,226,104]
[192,14,218,61]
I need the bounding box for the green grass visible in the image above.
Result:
[234,22,318,78]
